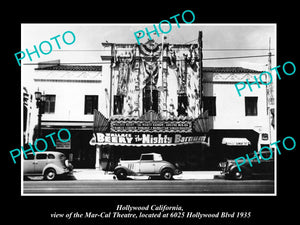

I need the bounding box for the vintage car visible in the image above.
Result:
[23,151,73,180]
[113,153,182,180]
[219,150,274,180]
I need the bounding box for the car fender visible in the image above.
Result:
[114,165,136,176]
[229,165,251,176]
[42,164,63,175]
[159,162,176,174]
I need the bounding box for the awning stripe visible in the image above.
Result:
[221,137,250,146]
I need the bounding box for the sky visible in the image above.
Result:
[21,23,276,92]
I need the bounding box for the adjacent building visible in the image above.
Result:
[30,60,106,168]
[202,67,273,168]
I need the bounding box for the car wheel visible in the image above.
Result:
[161,169,173,180]
[44,168,56,181]
[115,169,127,180]
[231,168,244,180]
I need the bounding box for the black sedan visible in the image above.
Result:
[219,150,274,180]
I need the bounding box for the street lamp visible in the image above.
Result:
[35,89,46,138]
[34,90,42,101]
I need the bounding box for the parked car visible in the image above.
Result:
[219,150,274,180]
[114,153,182,180]
[23,151,73,180]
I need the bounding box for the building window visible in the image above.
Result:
[84,95,98,115]
[113,95,124,115]
[143,85,159,114]
[44,95,56,114]
[245,97,258,116]
[203,96,216,116]
[178,94,188,116]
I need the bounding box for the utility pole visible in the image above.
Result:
[198,31,203,112]
[109,44,114,117]
[267,37,275,145]
[268,37,272,71]
[267,37,274,106]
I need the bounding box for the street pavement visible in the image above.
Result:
[23,169,274,194]
[23,179,274,194]
[72,169,221,180]
[24,169,221,181]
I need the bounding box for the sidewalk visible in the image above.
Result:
[72,169,221,180]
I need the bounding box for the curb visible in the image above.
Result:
[72,170,221,180]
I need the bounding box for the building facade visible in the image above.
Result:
[202,67,273,168]
[30,60,107,168]
[25,34,274,170]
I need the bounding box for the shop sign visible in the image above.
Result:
[56,138,71,149]
[110,120,192,133]
[89,132,206,146]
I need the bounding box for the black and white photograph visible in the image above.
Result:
[4,5,298,225]
[20,23,276,195]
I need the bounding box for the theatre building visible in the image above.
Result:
[29,31,274,170]
[90,34,273,171]
[91,36,210,170]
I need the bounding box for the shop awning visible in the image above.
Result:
[221,137,250,146]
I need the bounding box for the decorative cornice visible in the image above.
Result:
[34,79,101,83]
[203,72,266,83]
[35,65,102,71]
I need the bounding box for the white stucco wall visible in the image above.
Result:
[33,68,109,122]
[203,72,269,134]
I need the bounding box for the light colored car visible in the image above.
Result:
[23,151,73,180]
[114,153,182,180]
